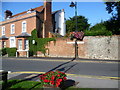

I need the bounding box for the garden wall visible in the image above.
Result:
[42,35,120,60]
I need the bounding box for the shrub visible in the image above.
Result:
[6,48,17,57]
[0,48,7,56]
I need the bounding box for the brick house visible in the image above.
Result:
[0,1,64,57]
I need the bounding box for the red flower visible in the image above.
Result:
[51,75,55,80]
[50,81,54,85]
[44,79,49,83]
[63,77,67,80]
[56,79,62,82]
[57,74,60,77]
[56,82,60,87]
[41,76,47,80]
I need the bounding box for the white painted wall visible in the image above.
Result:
[54,9,66,36]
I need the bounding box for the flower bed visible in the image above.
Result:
[38,70,67,88]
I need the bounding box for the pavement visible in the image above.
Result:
[7,71,119,88]
[2,57,120,89]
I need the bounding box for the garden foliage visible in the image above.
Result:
[0,48,17,57]
[6,48,17,57]
[39,70,67,87]
[27,29,56,56]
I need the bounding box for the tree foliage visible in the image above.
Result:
[85,21,112,36]
[105,2,120,34]
[105,2,120,20]
[66,16,90,33]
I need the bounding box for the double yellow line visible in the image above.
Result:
[10,71,120,80]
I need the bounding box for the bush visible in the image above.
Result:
[0,48,7,56]
[6,48,17,57]
[85,21,113,36]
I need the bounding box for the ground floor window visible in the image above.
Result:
[24,39,29,50]
[2,41,6,48]
[18,39,22,50]
[9,37,16,48]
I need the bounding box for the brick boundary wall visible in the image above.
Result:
[38,35,120,60]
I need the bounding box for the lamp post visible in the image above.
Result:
[70,1,78,58]
[69,1,77,32]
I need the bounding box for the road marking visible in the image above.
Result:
[3,57,119,64]
[10,71,120,80]
[24,74,37,79]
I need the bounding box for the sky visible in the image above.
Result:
[1,1,112,26]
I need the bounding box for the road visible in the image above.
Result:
[1,57,119,77]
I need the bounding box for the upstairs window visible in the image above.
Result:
[2,26,5,36]
[11,24,15,34]
[22,21,27,32]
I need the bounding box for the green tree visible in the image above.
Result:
[66,16,90,33]
[105,2,120,20]
[105,2,120,34]
[84,21,112,36]
[90,22,107,31]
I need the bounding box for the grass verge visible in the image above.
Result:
[1,79,96,90]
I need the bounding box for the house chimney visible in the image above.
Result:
[43,0,53,38]
[4,10,12,19]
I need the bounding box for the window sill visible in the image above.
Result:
[17,49,29,52]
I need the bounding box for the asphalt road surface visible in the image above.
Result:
[1,57,119,77]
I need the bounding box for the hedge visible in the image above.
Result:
[84,30,112,36]
[0,48,7,56]
[0,48,17,57]
[6,48,17,57]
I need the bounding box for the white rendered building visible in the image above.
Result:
[52,9,66,36]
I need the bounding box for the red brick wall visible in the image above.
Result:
[45,38,86,58]
[44,36,120,60]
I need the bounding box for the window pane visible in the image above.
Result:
[25,40,29,50]
[2,27,5,35]
[3,41,6,48]
[18,39,22,50]
[22,22,26,32]
[11,24,15,34]
[11,39,14,46]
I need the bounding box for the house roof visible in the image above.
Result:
[52,10,61,14]
[0,35,9,40]
[16,32,31,38]
[11,6,44,18]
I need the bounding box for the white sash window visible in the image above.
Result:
[11,24,15,34]
[18,39,22,50]
[22,21,27,32]
[2,26,5,36]
[9,37,16,48]
[24,40,29,50]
